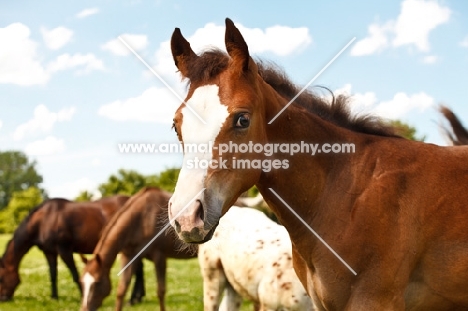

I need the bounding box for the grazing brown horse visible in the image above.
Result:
[167,18,468,310]
[0,195,145,302]
[439,105,468,145]
[80,187,197,311]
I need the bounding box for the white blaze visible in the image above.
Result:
[81,272,95,307]
[170,85,229,212]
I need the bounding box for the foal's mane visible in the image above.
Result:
[184,49,399,138]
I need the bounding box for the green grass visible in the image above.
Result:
[0,234,253,310]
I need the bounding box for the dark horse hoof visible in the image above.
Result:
[129,296,143,305]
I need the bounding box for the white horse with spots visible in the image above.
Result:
[198,206,314,311]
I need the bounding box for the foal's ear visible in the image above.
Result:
[79,254,89,264]
[225,18,250,71]
[170,28,197,78]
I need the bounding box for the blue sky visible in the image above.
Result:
[1,0,467,198]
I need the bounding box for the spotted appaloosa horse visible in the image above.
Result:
[199,206,313,311]
[80,187,196,311]
[167,18,468,310]
[0,196,145,302]
[439,105,468,145]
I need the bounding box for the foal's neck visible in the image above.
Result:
[95,239,125,269]
[256,99,362,240]
[94,216,137,269]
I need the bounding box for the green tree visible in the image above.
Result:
[99,168,182,197]
[154,168,180,192]
[388,120,426,141]
[0,151,44,210]
[99,169,148,196]
[75,190,94,202]
[0,186,44,233]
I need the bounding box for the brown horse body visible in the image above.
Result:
[80,187,197,311]
[0,195,145,302]
[167,19,468,310]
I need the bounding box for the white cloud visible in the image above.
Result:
[0,23,50,86]
[76,7,100,19]
[154,41,177,80]
[460,36,468,48]
[13,104,76,140]
[352,0,450,56]
[91,158,101,167]
[422,55,438,64]
[98,86,179,123]
[333,84,433,119]
[25,136,65,156]
[47,53,104,74]
[101,34,148,56]
[0,23,103,85]
[41,26,73,50]
[0,120,2,130]
[393,0,450,51]
[184,22,311,56]
[154,22,312,81]
[351,22,393,56]
[48,177,100,199]
[373,92,434,119]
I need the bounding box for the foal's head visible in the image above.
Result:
[168,19,273,243]
[0,258,19,301]
[80,255,111,311]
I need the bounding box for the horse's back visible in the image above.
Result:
[94,195,130,221]
[34,199,106,253]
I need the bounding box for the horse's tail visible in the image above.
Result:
[440,106,468,146]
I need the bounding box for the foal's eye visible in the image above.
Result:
[234,113,250,128]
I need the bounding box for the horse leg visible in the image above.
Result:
[199,262,228,311]
[129,258,145,305]
[115,253,134,311]
[153,252,167,311]
[57,247,82,295]
[44,251,58,299]
[219,282,243,311]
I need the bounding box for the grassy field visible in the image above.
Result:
[0,234,253,311]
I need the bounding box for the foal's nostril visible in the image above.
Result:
[196,200,204,222]
[174,220,181,232]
